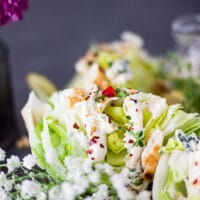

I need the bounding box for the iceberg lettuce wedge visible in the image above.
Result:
[21,92,88,181]
[153,132,200,200]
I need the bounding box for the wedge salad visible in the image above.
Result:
[21,84,200,200]
[70,32,157,92]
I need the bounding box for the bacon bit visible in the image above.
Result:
[89,140,96,146]
[130,154,133,157]
[135,108,138,112]
[85,95,90,100]
[102,86,116,97]
[68,88,86,107]
[143,145,161,180]
[127,126,131,131]
[73,123,79,129]
[97,107,102,113]
[100,143,105,148]
[108,117,112,124]
[144,173,153,180]
[193,179,198,185]
[127,126,134,131]
[128,139,134,144]
[91,126,97,134]
[195,161,198,166]
[89,136,100,146]
[87,149,93,154]
[91,157,95,160]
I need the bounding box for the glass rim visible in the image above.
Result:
[172,13,200,36]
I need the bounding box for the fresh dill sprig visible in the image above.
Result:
[159,51,200,113]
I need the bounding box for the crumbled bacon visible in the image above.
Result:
[128,139,134,144]
[143,145,161,180]
[100,143,105,148]
[89,136,100,146]
[91,126,97,134]
[68,88,86,107]
[87,149,93,154]
[193,179,198,185]
[127,126,134,131]
[73,123,79,129]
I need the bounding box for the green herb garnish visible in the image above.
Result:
[128,130,144,147]
[115,88,129,99]
[95,95,106,102]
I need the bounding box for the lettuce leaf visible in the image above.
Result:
[46,117,72,162]
[154,148,200,200]
[162,110,198,137]
[104,105,127,124]
[106,150,127,166]
[181,117,200,135]
[160,137,184,154]
[97,51,117,70]
[107,131,125,154]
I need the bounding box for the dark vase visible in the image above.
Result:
[0,39,18,149]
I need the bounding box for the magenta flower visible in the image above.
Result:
[0,0,28,26]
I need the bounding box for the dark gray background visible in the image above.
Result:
[0,0,200,136]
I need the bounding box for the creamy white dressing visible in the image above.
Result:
[166,149,200,199]
[64,86,116,162]
[122,93,167,170]
[105,59,133,85]
[50,89,76,126]
[84,115,107,162]
[187,150,200,198]
[146,95,167,119]
[135,92,167,119]
[123,92,167,133]
[126,147,143,169]
[47,86,107,162]
[82,63,100,87]
[83,113,116,162]
[123,95,143,132]
[123,95,143,168]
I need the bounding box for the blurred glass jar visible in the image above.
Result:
[172,13,200,78]
[0,39,18,148]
